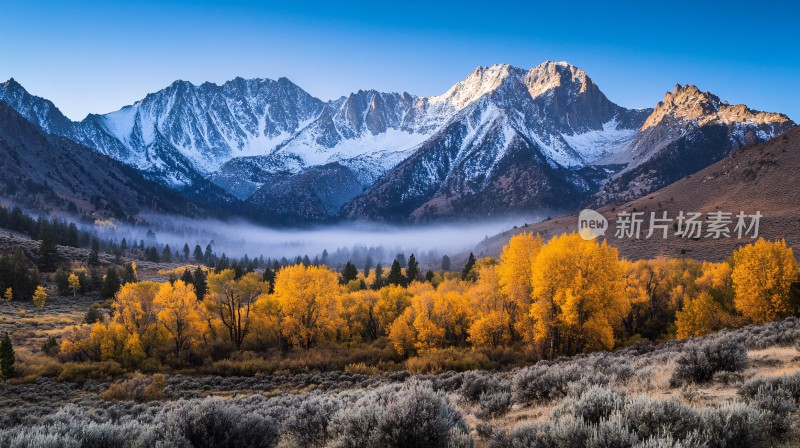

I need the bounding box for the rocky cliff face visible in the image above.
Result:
[593,84,795,205]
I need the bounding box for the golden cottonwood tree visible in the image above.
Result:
[154,280,202,363]
[732,238,800,323]
[206,271,269,350]
[113,281,162,356]
[530,233,629,357]
[273,265,341,349]
[467,263,513,348]
[675,292,727,339]
[497,232,543,341]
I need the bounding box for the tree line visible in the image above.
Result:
[51,233,800,368]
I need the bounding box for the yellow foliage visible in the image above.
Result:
[273,264,341,349]
[467,263,512,348]
[530,233,629,356]
[497,232,543,340]
[675,292,727,339]
[732,238,800,323]
[32,285,47,308]
[154,280,203,363]
[113,282,162,355]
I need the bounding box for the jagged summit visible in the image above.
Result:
[643,83,793,130]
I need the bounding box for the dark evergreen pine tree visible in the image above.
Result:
[372,263,385,290]
[101,266,121,299]
[122,262,137,283]
[88,238,100,266]
[193,267,207,300]
[194,245,204,263]
[425,270,435,283]
[364,256,373,278]
[37,231,59,272]
[441,255,451,271]
[461,252,477,280]
[406,254,420,283]
[66,223,80,248]
[387,260,405,286]
[0,332,15,380]
[162,245,172,263]
[180,268,194,286]
[182,243,190,260]
[85,306,100,324]
[321,249,329,265]
[204,244,213,263]
[341,261,359,284]
[395,253,407,268]
[262,267,276,293]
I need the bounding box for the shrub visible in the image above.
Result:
[327,380,473,448]
[100,373,165,402]
[512,362,608,404]
[698,402,771,448]
[477,389,512,419]
[406,348,494,374]
[161,397,279,448]
[57,361,125,382]
[282,395,341,448]
[622,396,700,441]
[671,337,747,384]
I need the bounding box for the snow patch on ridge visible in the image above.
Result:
[560,119,638,164]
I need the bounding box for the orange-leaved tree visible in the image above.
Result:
[154,280,202,363]
[530,233,629,357]
[732,238,799,323]
[497,232,543,342]
[272,264,341,349]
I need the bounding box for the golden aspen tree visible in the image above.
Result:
[273,264,341,349]
[68,272,80,298]
[3,288,11,303]
[675,292,727,339]
[206,271,269,350]
[732,238,800,323]
[497,232,543,341]
[113,281,162,356]
[388,308,417,356]
[467,263,512,348]
[373,285,412,335]
[251,293,284,348]
[530,233,629,357]
[434,279,472,346]
[32,286,47,308]
[154,280,202,363]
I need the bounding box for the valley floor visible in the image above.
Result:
[2,308,800,447]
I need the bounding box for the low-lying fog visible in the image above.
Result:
[92,214,544,266]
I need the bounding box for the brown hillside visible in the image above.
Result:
[475,126,800,261]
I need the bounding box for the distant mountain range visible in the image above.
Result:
[0,62,794,224]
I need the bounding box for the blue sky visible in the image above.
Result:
[2,0,798,120]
